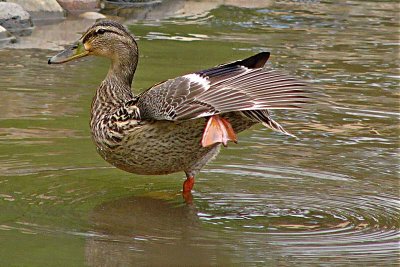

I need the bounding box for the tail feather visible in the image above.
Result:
[241,110,296,138]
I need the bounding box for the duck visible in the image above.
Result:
[48,20,308,202]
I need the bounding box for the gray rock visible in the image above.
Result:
[56,0,99,13]
[0,25,16,46]
[7,0,65,20]
[0,2,33,36]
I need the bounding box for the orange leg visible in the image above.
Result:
[182,176,195,204]
[183,176,195,193]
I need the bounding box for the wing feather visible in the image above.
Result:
[136,52,310,122]
[241,110,296,137]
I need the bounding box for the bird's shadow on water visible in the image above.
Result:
[84,195,229,266]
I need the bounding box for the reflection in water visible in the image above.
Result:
[85,196,221,266]
[85,188,399,266]
[102,0,273,22]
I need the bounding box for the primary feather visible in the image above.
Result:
[137,52,308,136]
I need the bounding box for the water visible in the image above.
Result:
[0,1,399,266]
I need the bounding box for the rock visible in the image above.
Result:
[0,25,16,46]
[105,0,162,6]
[0,2,33,36]
[223,0,273,8]
[56,0,99,13]
[79,11,106,20]
[8,18,96,50]
[6,0,65,20]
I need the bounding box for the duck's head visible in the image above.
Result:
[48,20,138,64]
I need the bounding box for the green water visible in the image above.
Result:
[0,1,399,266]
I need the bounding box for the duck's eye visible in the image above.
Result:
[96,29,106,35]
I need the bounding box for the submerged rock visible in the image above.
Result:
[79,11,107,20]
[0,2,33,36]
[8,18,97,50]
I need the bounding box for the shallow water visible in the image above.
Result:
[0,1,399,266]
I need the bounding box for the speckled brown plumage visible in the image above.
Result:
[49,20,309,197]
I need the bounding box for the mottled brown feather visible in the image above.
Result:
[136,52,308,122]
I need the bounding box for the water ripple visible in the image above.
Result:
[197,159,399,265]
[197,190,399,264]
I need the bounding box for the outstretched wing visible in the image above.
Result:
[136,52,308,121]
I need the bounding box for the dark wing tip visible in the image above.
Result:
[224,52,270,69]
[243,52,270,68]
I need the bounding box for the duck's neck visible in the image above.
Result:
[91,48,138,124]
[106,49,138,87]
[95,48,138,106]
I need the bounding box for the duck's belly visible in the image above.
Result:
[92,113,255,176]
[94,119,216,175]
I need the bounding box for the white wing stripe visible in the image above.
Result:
[183,73,210,89]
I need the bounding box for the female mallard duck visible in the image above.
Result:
[49,20,308,201]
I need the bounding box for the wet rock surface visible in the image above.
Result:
[0,2,34,36]
[0,25,16,45]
